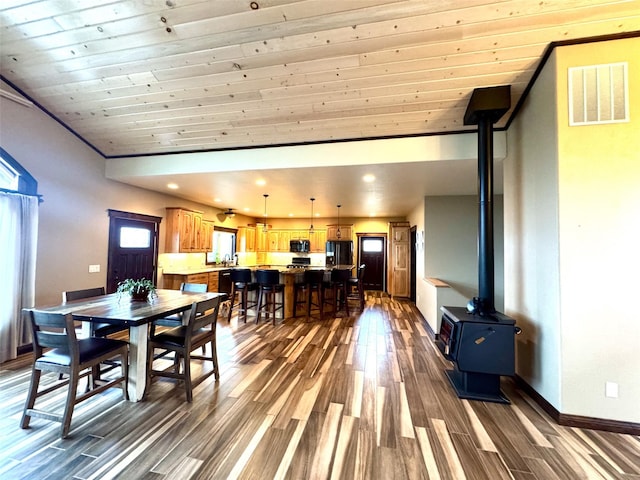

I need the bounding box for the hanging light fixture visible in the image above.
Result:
[336,204,342,239]
[262,194,269,233]
[309,197,315,233]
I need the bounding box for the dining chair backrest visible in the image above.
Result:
[186,296,222,334]
[180,282,208,293]
[27,309,78,356]
[62,287,105,302]
[357,264,366,281]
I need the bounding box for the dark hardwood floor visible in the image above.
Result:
[1,292,639,479]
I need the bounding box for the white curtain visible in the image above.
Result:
[0,191,38,363]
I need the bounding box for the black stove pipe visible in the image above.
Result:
[477,115,495,314]
[463,85,510,317]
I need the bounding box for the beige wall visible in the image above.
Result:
[505,37,640,423]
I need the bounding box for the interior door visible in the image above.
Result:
[106,210,162,293]
[357,235,386,291]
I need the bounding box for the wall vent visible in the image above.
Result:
[568,62,629,126]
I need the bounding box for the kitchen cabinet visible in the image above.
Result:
[268,230,279,251]
[165,208,216,253]
[290,230,309,240]
[326,224,353,241]
[309,229,326,252]
[255,225,269,252]
[163,272,210,290]
[165,208,206,253]
[277,230,290,251]
[236,226,256,252]
[163,269,232,294]
[201,219,215,252]
[389,222,410,297]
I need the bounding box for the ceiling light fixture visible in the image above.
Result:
[224,208,235,218]
[336,204,342,239]
[309,197,315,233]
[167,183,179,189]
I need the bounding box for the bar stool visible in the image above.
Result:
[324,268,351,316]
[348,264,366,311]
[294,269,325,318]
[255,269,285,325]
[227,269,258,323]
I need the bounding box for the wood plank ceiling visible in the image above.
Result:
[2,0,639,158]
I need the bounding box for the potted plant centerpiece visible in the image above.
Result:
[117,278,156,301]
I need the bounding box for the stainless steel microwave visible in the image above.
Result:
[290,239,310,252]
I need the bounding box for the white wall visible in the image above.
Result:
[505,37,640,423]
[504,51,562,410]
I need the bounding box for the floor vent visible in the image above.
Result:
[568,62,629,126]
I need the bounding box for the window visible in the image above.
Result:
[0,147,38,195]
[120,227,151,248]
[362,238,383,252]
[207,229,236,263]
[0,158,19,190]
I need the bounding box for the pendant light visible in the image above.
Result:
[262,194,269,233]
[336,204,342,239]
[309,197,315,233]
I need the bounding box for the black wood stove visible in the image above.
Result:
[436,85,521,404]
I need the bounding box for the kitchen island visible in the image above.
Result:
[161,265,354,320]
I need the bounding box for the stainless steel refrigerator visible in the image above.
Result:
[325,240,353,267]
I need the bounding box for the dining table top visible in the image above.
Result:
[36,289,226,327]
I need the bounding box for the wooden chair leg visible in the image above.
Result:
[61,372,79,438]
[20,368,41,429]
[211,339,220,380]
[183,353,193,402]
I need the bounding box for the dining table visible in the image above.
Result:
[35,289,226,401]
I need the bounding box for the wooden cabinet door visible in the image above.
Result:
[256,227,268,252]
[309,229,326,252]
[268,231,279,251]
[391,241,409,297]
[201,220,214,252]
[246,227,256,251]
[278,230,291,251]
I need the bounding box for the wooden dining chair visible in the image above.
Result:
[20,309,129,438]
[63,287,127,387]
[154,282,208,327]
[63,287,126,338]
[147,296,222,402]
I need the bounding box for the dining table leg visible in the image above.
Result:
[127,323,149,401]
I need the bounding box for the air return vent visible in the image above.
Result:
[568,62,629,126]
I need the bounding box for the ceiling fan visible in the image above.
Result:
[223,208,236,218]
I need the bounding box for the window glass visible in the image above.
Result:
[120,227,151,248]
[212,231,236,260]
[362,238,383,252]
[0,156,19,190]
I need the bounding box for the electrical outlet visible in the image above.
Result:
[88,264,100,273]
[605,381,618,398]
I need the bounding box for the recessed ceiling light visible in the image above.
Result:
[243,207,250,212]
[288,213,294,217]
[363,174,375,183]
[214,197,222,202]
[167,183,179,189]
[256,179,266,186]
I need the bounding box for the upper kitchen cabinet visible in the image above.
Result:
[309,229,327,253]
[326,224,353,241]
[165,207,213,253]
[236,226,256,252]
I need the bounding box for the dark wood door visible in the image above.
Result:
[106,210,162,293]
[357,235,386,291]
